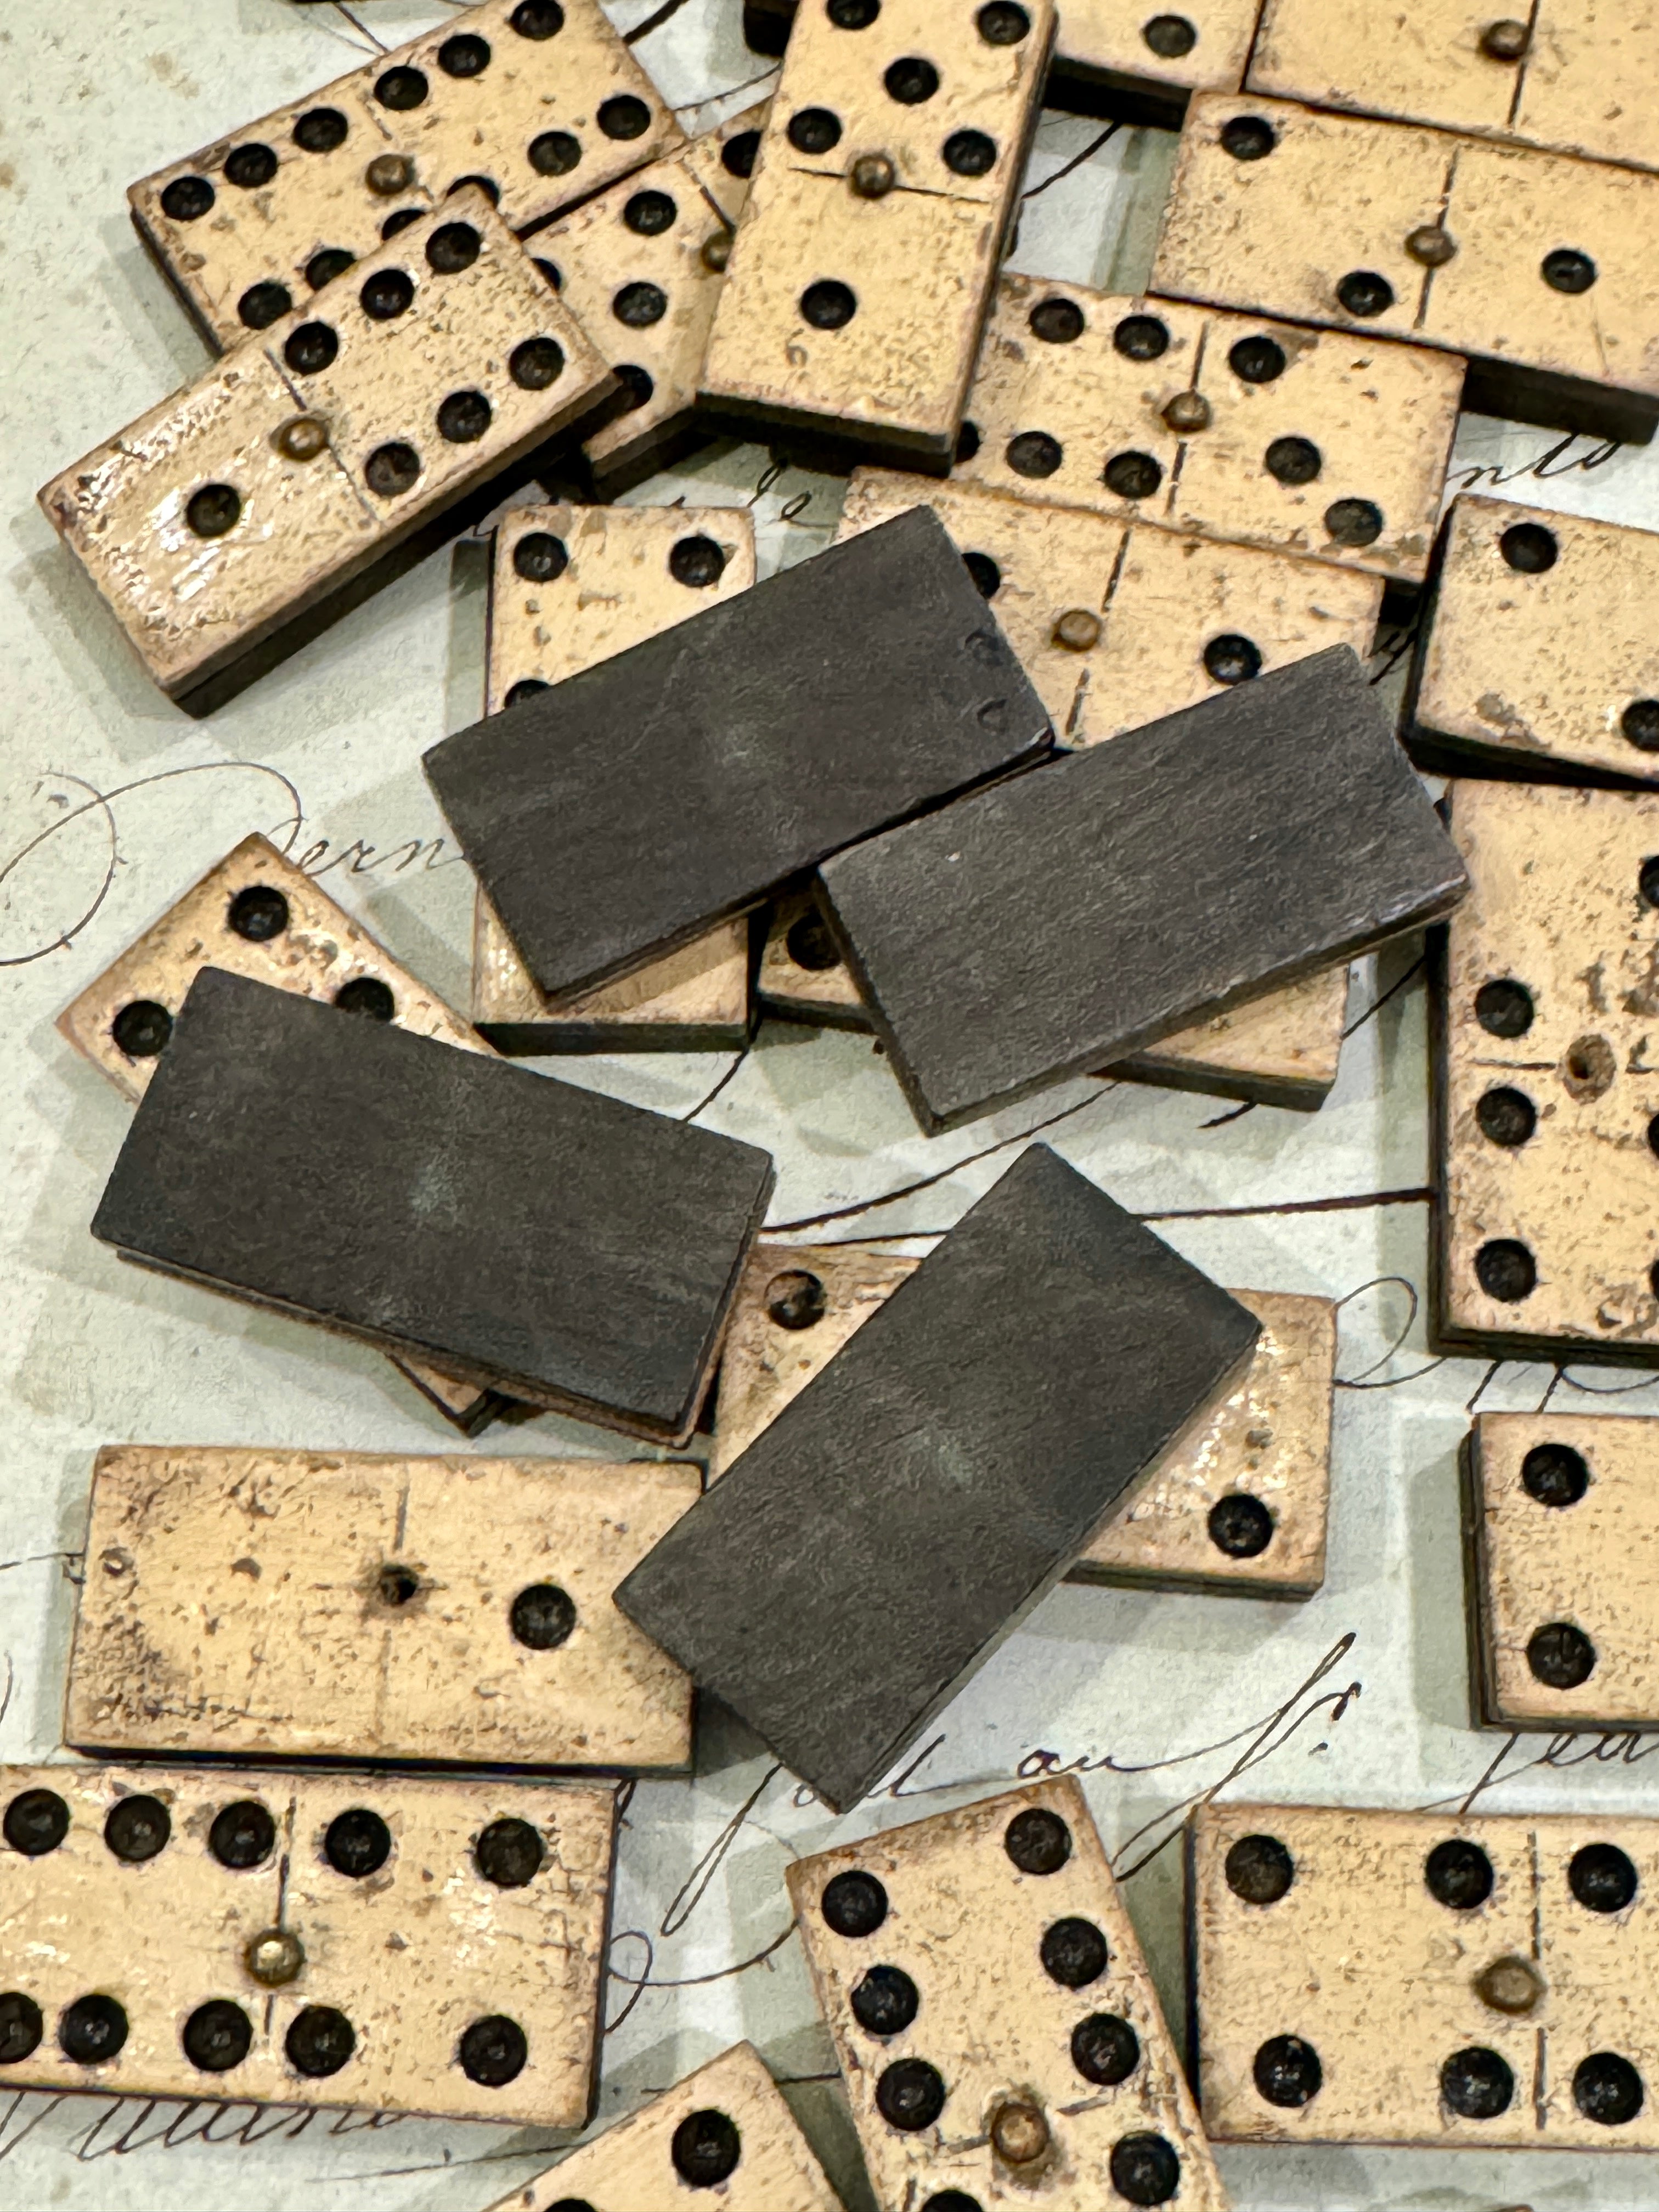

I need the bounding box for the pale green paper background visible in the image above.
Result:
[5,5,1659,2205]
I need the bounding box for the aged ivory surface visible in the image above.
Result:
[10,3,1659,2205]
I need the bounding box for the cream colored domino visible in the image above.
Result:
[486,2042,845,2209]
[486,501,757,706]
[1192,1799,1659,2147]
[67,1448,698,1771]
[1466,1412,1659,1730]
[746,0,1259,116]
[789,1776,1227,2209]
[0,1762,614,2126]
[59,833,479,1103]
[128,0,683,353]
[39,191,615,713]
[1108,963,1350,1115]
[957,275,1465,586]
[1152,93,1659,444]
[837,469,1383,747]
[1250,0,1659,177]
[714,1244,1336,1596]
[532,107,765,492]
[1053,0,1262,108]
[474,501,755,1051]
[1409,494,1659,784]
[710,1244,922,1477]
[700,0,1056,465]
[55,830,502,1431]
[1433,780,1659,1365]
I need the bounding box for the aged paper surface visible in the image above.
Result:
[9,4,1659,2207]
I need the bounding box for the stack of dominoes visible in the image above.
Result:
[24,0,1659,2198]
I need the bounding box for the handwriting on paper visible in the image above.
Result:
[0,762,464,973]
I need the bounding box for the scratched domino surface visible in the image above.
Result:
[789,1777,1228,2209]
[0,1762,617,2125]
[127,0,684,352]
[66,1447,699,1770]
[1192,1800,1659,2150]
[40,189,615,707]
[25,6,1659,2212]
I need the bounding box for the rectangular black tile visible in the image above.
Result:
[91,968,774,1443]
[615,1144,1260,1811]
[817,645,1468,1132]
[423,507,1052,1003]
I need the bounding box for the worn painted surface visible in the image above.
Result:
[758,840,1352,1110]
[427,507,1052,1006]
[55,830,498,1425]
[790,1777,1227,2209]
[128,0,682,352]
[1413,493,1659,782]
[1193,1798,1659,2148]
[958,276,1463,584]
[68,1447,698,1768]
[1435,779,1659,1361]
[91,968,775,1440]
[0,1759,616,2125]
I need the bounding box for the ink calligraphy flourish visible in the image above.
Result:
[1334,1275,1445,1393]
[1018,1632,1363,1880]
[1020,122,1121,204]
[1434,1725,1659,1820]
[0,763,465,972]
[1446,427,1624,496]
[600,1735,961,2034]
[0,2087,400,2167]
